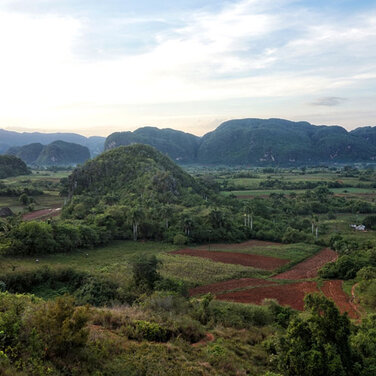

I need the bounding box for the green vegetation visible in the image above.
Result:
[105,126,200,163]
[8,140,91,167]
[0,155,30,179]
[1,146,376,374]
[105,119,376,165]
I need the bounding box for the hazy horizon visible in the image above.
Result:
[1,0,375,137]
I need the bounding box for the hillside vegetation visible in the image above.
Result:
[0,155,30,178]
[105,118,376,165]
[105,126,200,163]
[8,140,91,167]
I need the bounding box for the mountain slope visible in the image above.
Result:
[67,144,202,202]
[0,155,30,178]
[7,143,44,165]
[104,119,376,165]
[8,141,91,166]
[105,127,200,163]
[197,119,376,164]
[0,129,105,157]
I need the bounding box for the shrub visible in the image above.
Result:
[131,254,161,290]
[27,296,90,358]
[173,234,188,246]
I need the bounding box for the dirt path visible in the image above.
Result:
[274,248,338,280]
[22,207,62,221]
[171,249,289,270]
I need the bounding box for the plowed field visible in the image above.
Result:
[23,207,62,221]
[216,281,319,311]
[189,278,277,296]
[321,280,359,319]
[274,248,338,279]
[171,249,289,270]
[195,240,281,250]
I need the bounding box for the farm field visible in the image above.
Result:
[182,243,360,318]
[171,248,289,270]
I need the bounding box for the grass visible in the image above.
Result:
[0,193,64,214]
[0,240,268,287]
[159,253,269,286]
[221,187,376,198]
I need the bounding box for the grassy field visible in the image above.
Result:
[0,240,268,288]
[222,187,376,198]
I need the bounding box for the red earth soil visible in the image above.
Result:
[195,239,280,250]
[321,280,359,319]
[22,207,61,221]
[192,333,215,347]
[189,278,277,296]
[274,248,338,280]
[216,281,319,311]
[171,249,289,270]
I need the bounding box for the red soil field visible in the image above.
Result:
[195,239,280,250]
[23,207,61,221]
[216,281,319,311]
[274,248,338,280]
[189,278,277,296]
[171,249,289,270]
[321,280,359,319]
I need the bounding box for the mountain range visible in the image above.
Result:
[0,129,105,157]
[7,141,91,167]
[105,119,376,165]
[2,118,376,166]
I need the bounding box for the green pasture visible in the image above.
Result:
[0,192,63,213]
[0,240,267,288]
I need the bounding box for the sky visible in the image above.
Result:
[0,0,375,137]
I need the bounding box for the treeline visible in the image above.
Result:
[2,184,376,256]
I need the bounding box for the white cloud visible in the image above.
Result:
[0,0,376,134]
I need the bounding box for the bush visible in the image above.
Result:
[173,234,188,246]
[131,254,161,291]
[27,296,89,358]
[124,320,171,342]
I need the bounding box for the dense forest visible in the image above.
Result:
[0,155,30,178]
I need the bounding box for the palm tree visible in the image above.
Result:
[130,206,144,241]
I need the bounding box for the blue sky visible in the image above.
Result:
[0,0,375,136]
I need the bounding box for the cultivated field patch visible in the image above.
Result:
[273,248,338,280]
[321,280,359,319]
[216,281,319,311]
[189,278,277,296]
[171,249,289,270]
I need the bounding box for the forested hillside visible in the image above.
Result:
[105,119,376,165]
[105,127,200,163]
[0,155,30,178]
[63,143,244,244]
[7,141,91,167]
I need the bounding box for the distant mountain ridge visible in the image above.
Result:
[0,129,105,157]
[105,127,200,162]
[105,119,376,165]
[7,141,91,166]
